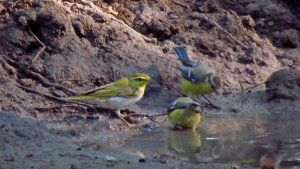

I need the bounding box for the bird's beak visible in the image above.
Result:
[196,107,202,114]
[189,100,202,113]
[193,105,202,114]
[190,100,200,106]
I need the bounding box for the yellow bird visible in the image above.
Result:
[174,47,221,97]
[66,73,152,127]
[167,97,202,130]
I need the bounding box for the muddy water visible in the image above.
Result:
[45,109,300,168]
[122,116,300,168]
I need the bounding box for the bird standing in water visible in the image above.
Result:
[167,97,202,130]
[66,73,152,127]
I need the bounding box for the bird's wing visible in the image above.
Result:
[78,79,135,100]
[180,63,216,83]
[82,82,115,95]
[167,98,196,113]
[90,85,135,99]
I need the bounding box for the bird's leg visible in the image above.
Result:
[173,124,184,130]
[200,95,221,110]
[115,109,136,127]
[125,112,160,123]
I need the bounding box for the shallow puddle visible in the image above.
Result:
[46,112,300,168]
[125,116,300,168]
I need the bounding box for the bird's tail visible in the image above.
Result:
[174,47,194,66]
[65,95,94,101]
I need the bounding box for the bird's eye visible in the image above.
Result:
[136,78,143,82]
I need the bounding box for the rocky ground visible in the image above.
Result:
[0,0,300,168]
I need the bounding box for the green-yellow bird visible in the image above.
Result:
[66,73,152,127]
[174,47,222,97]
[167,97,202,130]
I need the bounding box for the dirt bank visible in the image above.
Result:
[0,0,299,168]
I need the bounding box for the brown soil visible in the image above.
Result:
[0,0,299,168]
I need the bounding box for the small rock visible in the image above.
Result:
[190,12,202,20]
[19,78,35,87]
[241,15,255,29]
[3,27,34,49]
[238,48,255,64]
[168,13,178,19]
[92,13,106,23]
[72,21,85,36]
[231,165,240,169]
[272,31,280,39]
[280,29,299,48]
[245,67,257,75]
[230,107,240,113]
[224,62,235,70]
[159,158,166,164]
[0,4,5,14]
[3,12,10,20]
[277,48,300,65]
[267,21,274,26]
[43,68,56,81]
[138,158,146,163]
[266,68,300,100]
[105,155,117,163]
[30,63,44,73]
[4,156,14,162]
[161,40,176,53]
[259,155,275,169]
[26,153,34,158]
[70,164,78,169]
[158,154,171,164]
[18,16,28,26]
[245,3,260,17]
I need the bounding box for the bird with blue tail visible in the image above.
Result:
[174,47,222,109]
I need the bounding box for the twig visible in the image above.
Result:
[2,56,78,95]
[149,112,168,117]
[127,112,167,123]
[56,79,84,83]
[201,95,221,110]
[34,104,90,115]
[240,76,266,90]
[238,80,244,107]
[244,81,265,91]
[23,69,78,95]
[172,0,189,8]
[1,55,19,67]
[223,80,230,88]
[0,57,17,77]
[241,76,256,85]
[10,79,93,108]
[11,0,22,8]
[28,29,46,63]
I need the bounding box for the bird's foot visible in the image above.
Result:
[173,125,185,130]
[115,110,137,127]
[203,102,222,110]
